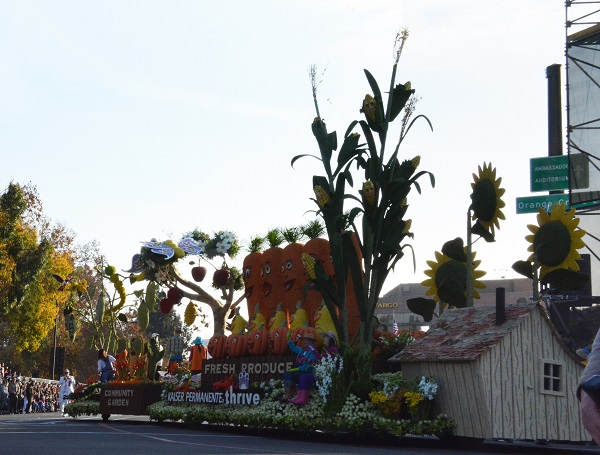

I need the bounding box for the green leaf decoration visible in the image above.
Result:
[95,292,105,324]
[312,119,334,175]
[362,70,386,133]
[441,238,467,263]
[407,297,436,322]
[511,260,534,279]
[541,268,590,292]
[327,131,338,152]
[336,133,362,175]
[291,153,322,168]
[389,82,415,122]
[363,69,383,101]
[342,232,366,319]
[471,221,495,243]
[312,175,331,193]
[437,280,467,308]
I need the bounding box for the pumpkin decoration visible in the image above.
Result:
[226,333,249,357]
[269,322,290,355]
[289,301,309,330]
[243,250,263,321]
[260,247,284,324]
[268,302,288,330]
[247,324,269,356]
[249,303,266,331]
[207,334,228,359]
[291,321,319,348]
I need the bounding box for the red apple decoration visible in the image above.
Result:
[191,266,207,282]
[159,298,175,314]
[213,269,230,287]
[167,287,183,303]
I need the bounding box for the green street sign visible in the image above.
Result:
[515,194,569,214]
[529,154,590,192]
[530,156,569,192]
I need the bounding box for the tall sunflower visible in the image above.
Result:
[470,162,506,236]
[526,203,586,279]
[421,250,486,308]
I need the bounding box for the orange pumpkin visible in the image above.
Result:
[290,322,319,348]
[226,333,248,357]
[269,325,289,355]
[260,247,284,323]
[247,325,269,356]
[207,334,228,359]
[243,251,263,320]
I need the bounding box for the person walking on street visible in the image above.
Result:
[58,369,75,416]
[24,380,33,413]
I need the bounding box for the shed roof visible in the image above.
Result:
[391,302,537,363]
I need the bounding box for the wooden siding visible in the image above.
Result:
[484,309,587,441]
[401,305,589,442]
[402,361,491,439]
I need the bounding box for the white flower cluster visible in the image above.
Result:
[216,231,235,255]
[338,394,377,423]
[314,355,343,403]
[419,376,438,400]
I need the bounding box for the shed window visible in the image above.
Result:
[541,360,565,396]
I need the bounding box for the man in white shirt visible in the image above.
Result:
[58,369,75,416]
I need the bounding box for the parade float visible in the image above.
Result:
[65,33,456,440]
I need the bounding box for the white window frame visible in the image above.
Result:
[540,359,565,397]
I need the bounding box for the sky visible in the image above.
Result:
[1,1,595,338]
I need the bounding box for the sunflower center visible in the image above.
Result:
[471,179,497,222]
[435,260,467,289]
[533,220,571,267]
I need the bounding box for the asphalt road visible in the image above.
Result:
[0,411,597,455]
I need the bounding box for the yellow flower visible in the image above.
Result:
[525,203,586,279]
[404,391,424,409]
[369,391,388,405]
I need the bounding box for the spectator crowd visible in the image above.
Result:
[0,363,63,414]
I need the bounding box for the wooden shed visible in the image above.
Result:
[390,301,588,442]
